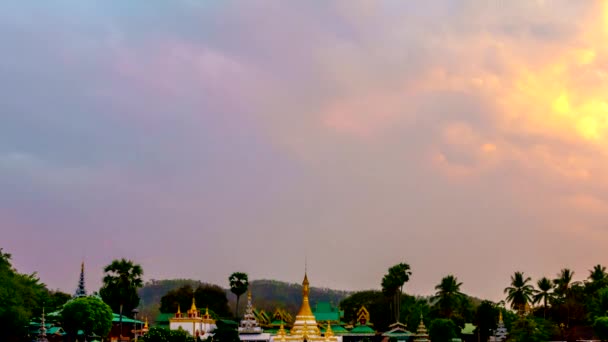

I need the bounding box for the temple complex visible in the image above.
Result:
[169,298,216,339]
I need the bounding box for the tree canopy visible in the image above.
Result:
[61,296,113,339]
[381,262,411,324]
[99,258,144,315]
[229,272,248,319]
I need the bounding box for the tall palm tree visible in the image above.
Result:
[432,275,464,319]
[589,265,608,290]
[504,271,534,315]
[554,268,576,299]
[554,268,580,327]
[229,272,249,319]
[381,262,412,323]
[533,277,554,318]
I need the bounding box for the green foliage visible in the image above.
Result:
[429,318,457,342]
[229,272,249,318]
[340,290,392,331]
[590,288,608,319]
[594,316,608,340]
[141,327,196,342]
[160,284,231,318]
[475,301,498,342]
[402,295,431,332]
[0,248,46,341]
[212,320,240,342]
[99,258,144,315]
[381,262,411,323]
[61,296,113,338]
[509,316,549,342]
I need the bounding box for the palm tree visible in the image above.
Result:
[432,275,464,319]
[504,271,534,315]
[229,272,249,319]
[533,277,554,318]
[554,268,576,299]
[99,259,143,338]
[554,268,580,327]
[589,265,608,291]
[381,262,412,323]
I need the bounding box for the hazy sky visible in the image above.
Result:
[2,1,608,301]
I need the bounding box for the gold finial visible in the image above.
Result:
[499,310,503,322]
[177,305,181,315]
[325,322,334,338]
[191,297,197,312]
[144,317,149,329]
[248,290,252,301]
[206,307,210,316]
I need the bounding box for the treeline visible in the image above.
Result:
[140,278,351,319]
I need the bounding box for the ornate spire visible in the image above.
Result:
[74,262,87,298]
[296,272,314,317]
[177,304,181,317]
[190,297,197,312]
[38,307,48,342]
[325,323,334,338]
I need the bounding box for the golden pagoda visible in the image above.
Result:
[277,272,339,342]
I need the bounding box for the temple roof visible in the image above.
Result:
[349,325,376,335]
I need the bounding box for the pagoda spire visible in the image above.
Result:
[74,262,87,298]
[38,307,48,342]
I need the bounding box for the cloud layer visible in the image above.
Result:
[1,1,608,300]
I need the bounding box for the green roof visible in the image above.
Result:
[219,319,238,326]
[156,313,174,324]
[321,325,348,335]
[47,327,65,335]
[313,302,343,322]
[270,320,287,326]
[461,323,476,335]
[112,313,143,324]
[349,325,376,335]
[264,329,279,334]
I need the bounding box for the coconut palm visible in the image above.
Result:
[554,268,576,299]
[432,275,464,319]
[504,271,534,314]
[533,277,554,318]
[589,265,608,290]
[229,272,249,319]
[554,268,580,327]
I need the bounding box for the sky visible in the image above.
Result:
[2,1,608,302]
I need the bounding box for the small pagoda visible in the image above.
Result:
[412,315,429,342]
[494,312,507,341]
[239,291,271,342]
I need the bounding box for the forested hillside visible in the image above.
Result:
[138,278,351,321]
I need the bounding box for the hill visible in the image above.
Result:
[138,278,351,321]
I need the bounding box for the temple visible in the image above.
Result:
[239,291,271,342]
[271,272,341,342]
[169,298,216,340]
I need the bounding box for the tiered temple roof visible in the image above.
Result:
[412,315,430,342]
[239,292,264,334]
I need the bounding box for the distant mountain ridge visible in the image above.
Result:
[138,278,351,321]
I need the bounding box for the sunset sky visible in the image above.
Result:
[2,1,608,301]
